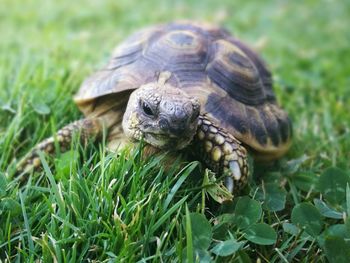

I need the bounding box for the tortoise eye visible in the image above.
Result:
[142,101,154,116]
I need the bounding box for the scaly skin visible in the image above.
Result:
[16,118,103,174]
[193,115,249,193]
[122,73,249,193]
[16,114,248,194]
[17,73,248,195]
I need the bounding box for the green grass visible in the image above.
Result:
[1,0,350,261]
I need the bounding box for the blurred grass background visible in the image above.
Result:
[0,0,350,261]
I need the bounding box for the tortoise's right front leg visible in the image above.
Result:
[193,115,249,194]
[16,118,104,174]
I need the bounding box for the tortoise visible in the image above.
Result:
[18,21,292,194]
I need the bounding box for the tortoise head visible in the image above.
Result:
[122,72,200,150]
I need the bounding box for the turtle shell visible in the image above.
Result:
[74,21,292,159]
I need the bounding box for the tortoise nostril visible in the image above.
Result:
[159,118,169,131]
[174,106,186,119]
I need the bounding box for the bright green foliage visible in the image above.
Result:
[232,196,262,229]
[319,167,350,206]
[324,237,350,263]
[189,213,212,251]
[256,182,286,211]
[243,223,277,245]
[211,239,245,257]
[1,0,350,261]
[314,198,343,219]
[291,203,324,237]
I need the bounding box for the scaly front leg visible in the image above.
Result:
[194,115,249,194]
[16,118,104,174]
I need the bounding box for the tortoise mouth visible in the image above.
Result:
[146,131,180,139]
[144,132,193,150]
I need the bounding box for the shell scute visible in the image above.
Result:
[74,21,292,159]
[206,39,265,105]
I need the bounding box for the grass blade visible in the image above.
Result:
[163,162,198,210]
[38,151,66,218]
[19,191,34,254]
[150,195,188,234]
[185,204,193,263]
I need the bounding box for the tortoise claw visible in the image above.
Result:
[225,176,234,193]
[224,161,242,193]
[229,160,242,181]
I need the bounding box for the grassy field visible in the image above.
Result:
[1,0,350,261]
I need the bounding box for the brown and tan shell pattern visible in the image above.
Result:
[74,21,292,159]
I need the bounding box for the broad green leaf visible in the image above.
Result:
[190,213,212,250]
[318,167,350,206]
[233,196,262,229]
[1,102,16,114]
[233,251,252,263]
[282,222,299,236]
[318,224,350,247]
[324,225,349,239]
[346,218,350,236]
[32,101,51,115]
[291,203,323,237]
[194,250,211,263]
[313,199,343,219]
[212,217,233,240]
[182,249,212,263]
[284,154,309,174]
[324,236,350,263]
[292,171,319,192]
[255,171,281,184]
[243,223,277,245]
[282,223,312,239]
[256,183,286,212]
[211,239,245,256]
